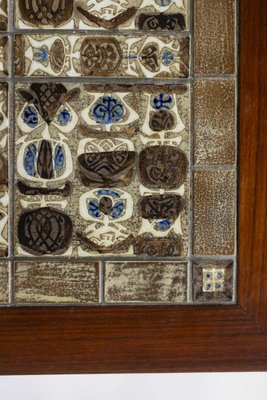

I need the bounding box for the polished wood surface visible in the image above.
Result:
[0,0,266,374]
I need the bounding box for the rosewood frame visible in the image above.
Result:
[0,0,266,374]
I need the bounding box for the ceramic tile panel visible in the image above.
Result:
[194,0,236,75]
[194,80,236,166]
[0,83,8,257]
[14,262,100,304]
[0,0,238,307]
[105,261,187,303]
[0,1,7,31]
[15,0,189,31]
[193,260,234,303]
[14,34,190,78]
[14,83,189,257]
[193,170,236,256]
[0,261,8,303]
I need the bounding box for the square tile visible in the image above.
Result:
[193,260,234,303]
[14,262,100,304]
[0,261,8,303]
[14,83,189,257]
[15,0,189,31]
[104,261,187,303]
[14,34,190,78]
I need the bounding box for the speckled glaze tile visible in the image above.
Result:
[15,0,189,31]
[14,262,100,304]
[194,0,236,75]
[14,83,189,257]
[0,83,8,257]
[193,170,236,256]
[104,261,187,303]
[0,0,7,31]
[14,34,190,78]
[0,261,8,303]
[194,80,236,166]
[193,260,234,303]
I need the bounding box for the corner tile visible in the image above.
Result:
[193,260,234,303]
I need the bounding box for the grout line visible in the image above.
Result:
[99,260,105,305]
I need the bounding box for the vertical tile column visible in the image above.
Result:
[192,0,237,303]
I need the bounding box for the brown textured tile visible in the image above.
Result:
[0,35,8,76]
[193,170,235,255]
[104,261,187,303]
[14,262,100,304]
[194,0,236,75]
[194,80,236,165]
[193,260,234,303]
[0,262,8,303]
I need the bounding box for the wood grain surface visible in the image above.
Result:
[0,0,266,374]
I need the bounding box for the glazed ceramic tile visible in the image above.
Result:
[104,261,187,303]
[14,34,190,78]
[0,36,8,76]
[0,0,7,31]
[0,262,8,303]
[194,80,236,165]
[15,0,189,31]
[194,0,236,75]
[14,262,99,304]
[14,83,189,257]
[0,83,8,257]
[193,171,236,256]
[193,260,234,303]
[1,0,238,307]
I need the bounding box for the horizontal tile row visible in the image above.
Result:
[0,260,235,304]
[14,34,190,78]
[15,0,190,31]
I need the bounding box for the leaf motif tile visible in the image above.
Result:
[15,0,189,31]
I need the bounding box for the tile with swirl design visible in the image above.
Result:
[14,82,189,257]
[14,34,189,78]
[15,0,189,31]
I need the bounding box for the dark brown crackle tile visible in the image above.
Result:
[194,80,236,165]
[193,260,234,303]
[193,170,235,255]
[194,0,236,75]
[104,261,187,303]
[14,262,100,304]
